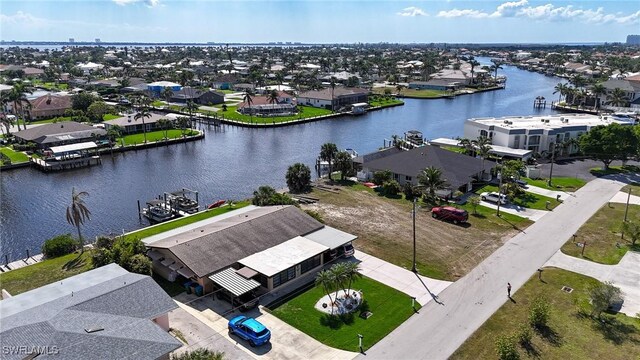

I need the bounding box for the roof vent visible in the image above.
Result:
[84,327,104,333]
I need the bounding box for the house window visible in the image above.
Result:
[394,173,399,180]
[405,176,412,181]
[272,266,297,288]
[513,135,520,148]
[300,255,321,274]
[480,130,488,137]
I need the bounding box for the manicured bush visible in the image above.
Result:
[41,234,76,258]
[126,254,152,275]
[91,247,114,268]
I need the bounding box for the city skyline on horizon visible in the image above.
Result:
[1,1,639,44]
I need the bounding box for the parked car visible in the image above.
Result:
[514,179,528,188]
[480,192,508,205]
[228,315,271,347]
[431,206,469,224]
[217,290,259,311]
[341,242,355,257]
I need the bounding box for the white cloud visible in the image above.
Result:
[112,0,161,7]
[435,1,639,25]
[397,6,428,17]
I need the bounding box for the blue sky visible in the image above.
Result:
[1,1,639,43]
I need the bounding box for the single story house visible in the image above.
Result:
[355,145,495,193]
[0,263,181,360]
[13,121,107,149]
[170,87,225,105]
[147,81,182,97]
[297,87,369,110]
[27,94,73,120]
[145,205,356,301]
[212,74,240,90]
[103,112,170,134]
[408,79,461,91]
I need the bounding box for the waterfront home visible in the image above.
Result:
[297,87,368,110]
[430,69,472,86]
[27,94,72,119]
[0,263,181,360]
[170,87,224,105]
[103,112,171,134]
[354,145,494,194]
[147,81,182,97]
[211,73,240,90]
[408,79,461,91]
[599,78,640,108]
[463,113,635,156]
[13,121,107,149]
[145,205,356,300]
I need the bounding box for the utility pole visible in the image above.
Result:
[496,159,503,217]
[548,143,556,187]
[412,197,417,273]
[622,187,631,239]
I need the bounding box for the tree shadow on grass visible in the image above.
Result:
[513,192,539,208]
[591,315,640,345]
[63,255,86,271]
[535,325,563,347]
[498,215,526,233]
[521,342,541,358]
[470,213,486,219]
[319,313,355,330]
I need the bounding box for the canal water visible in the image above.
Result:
[0,61,564,261]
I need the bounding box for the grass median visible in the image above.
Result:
[524,177,586,192]
[269,275,420,352]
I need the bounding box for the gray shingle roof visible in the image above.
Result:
[149,206,324,277]
[13,122,105,143]
[0,264,181,360]
[362,145,495,189]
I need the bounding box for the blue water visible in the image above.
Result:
[0,60,564,260]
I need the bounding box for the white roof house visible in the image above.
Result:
[238,236,328,277]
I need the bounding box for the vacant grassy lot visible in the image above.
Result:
[621,183,640,197]
[215,105,332,124]
[302,181,531,280]
[476,184,560,210]
[0,146,29,163]
[125,202,250,240]
[270,276,420,352]
[0,251,94,296]
[119,129,198,145]
[524,177,586,191]
[561,203,640,264]
[451,268,640,360]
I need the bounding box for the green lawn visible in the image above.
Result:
[217,89,237,94]
[590,165,640,177]
[368,99,404,107]
[0,146,29,163]
[621,183,640,197]
[103,113,121,121]
[561,203,640,264]
[151,100,165,107]
[125,201,250,240]
[452,268,640,360]
[475,184,560,210]
[441,146,467,154]
[28,117,72,125]
[0,251,94,296]
[524,177,587,191]
[269,276,421,352]
[373,87,449,98]
[215,105,333,124]
[119,129,198,145]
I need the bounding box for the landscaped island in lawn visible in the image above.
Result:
[269,275,420,352]
[451,268,640,360]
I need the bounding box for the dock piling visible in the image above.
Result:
[137,200,142,220]
[26,249,30,259]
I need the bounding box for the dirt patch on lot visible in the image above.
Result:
[302,183,530,281]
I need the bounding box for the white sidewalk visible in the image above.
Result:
[609,191,640,205]
[353,250,452,306]
[545,250,640,316]
[524,184,574,201]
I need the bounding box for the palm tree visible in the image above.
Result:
[182,100,198,129]
[553,83,568,102]
[161,86,174,103]
[590,84,606,109]
[343,262,362,297]
[329,77,337,112]
[472,136,492,175]
[175,116,190,137]
[9,82,33,130]
[267,89,279,105]
[243,89,254,123]
[330,262,349,296]
[66,188,91,254]
[468,59,480,85]
[606,88,628,107]
[320,142,338,179]
[490,59,503,80]
[156,118,172,140]
[457,137,473,156]
[134,106,152,144]
[315,270,336,313]
[395,84,405,96]
[417,166,447,200]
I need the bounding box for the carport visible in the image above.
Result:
[208,267,261,304]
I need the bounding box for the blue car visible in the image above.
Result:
[228,315,271,347]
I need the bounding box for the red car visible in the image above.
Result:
[431,206,468,224]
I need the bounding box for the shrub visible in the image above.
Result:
[403,183,418,200]
[95,236,115,249]
[126,254,152,275]
[91,247,114,268]
[41,234,76,258]
[382,180,401,196]
[171,348,225,360]
[304,210,324,223]
[589,281,622,318]
[111,236,147,265]
[372,170,392,186]
[495,334,520,360]
[528,296,550,329]
[468,196,481,214]
[517,323,532,346]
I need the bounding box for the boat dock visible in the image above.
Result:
[1,252,44,273]
[31,155,102,172]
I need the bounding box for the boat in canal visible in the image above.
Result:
[142,200,176,223]
[167,189,200,214]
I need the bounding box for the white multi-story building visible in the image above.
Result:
[463,113,635,156]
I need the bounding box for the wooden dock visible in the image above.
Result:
[0,253,45,273]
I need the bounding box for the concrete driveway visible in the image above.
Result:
[545,250,640,316]
[524,184,573,201]
[173,294,357,360]
[609,191,640,205]
[478,200,549,221]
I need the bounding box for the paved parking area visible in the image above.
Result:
[545,250,640,316]
[173,294,357,360]
[352,250,452,306]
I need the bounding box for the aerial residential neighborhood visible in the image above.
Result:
[1,1,640,360]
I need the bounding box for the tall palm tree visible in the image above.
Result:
[490,59,503,80]
[267,89,279,105]
[134,106,152,144]
[330,262,349,296]
[243,89,254,123]
[457,137,474,155]
[395,84,405,96]
[9,82,33,130]
[553,83,568,102]
[329,76,337,112]
[468,59,480,85]
[182,100,198,129]
[320,142,338,179]
[156,118,172,140]
[66,187,91,254]
[472,136,492,175]
[590,84,606,109]
[417,166,447,200]
[161,86,174,103]
[343,262,362,297]
[315,270,336,313]
[606,88,628,107]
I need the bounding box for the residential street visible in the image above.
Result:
[361,175,636,360]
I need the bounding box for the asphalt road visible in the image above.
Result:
[361,175,636,360]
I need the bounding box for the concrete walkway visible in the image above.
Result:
[524,184,574,201]
[545,250,640,316]
[478,200,549,221]
[353,250,452,306]
[609,191,640,205]
[361,177,630,360]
